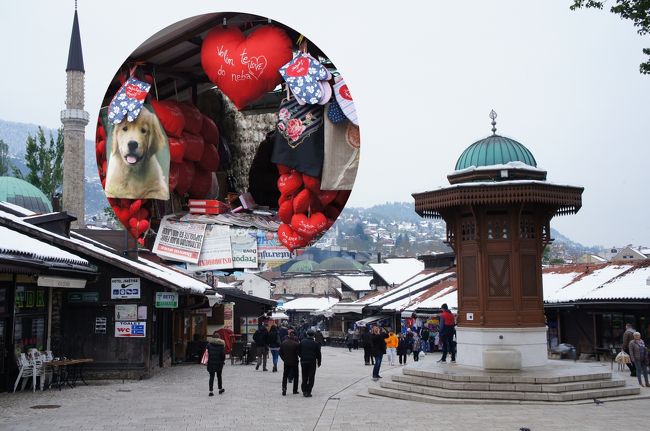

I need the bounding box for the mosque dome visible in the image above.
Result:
[0,177,53,213]
[286,260,321,273]
[455,135,537,171]
[319,257,364,271]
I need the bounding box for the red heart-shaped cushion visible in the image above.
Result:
[334,190,351,208]
[168,137,186,163]
[168,163,180,192]
[278,200,294,224]
[113,205,130,227]
[175,161,195,195]
[198,141,220,172]
[318,190,338,206]
[291,212,328,238]
[95,139,106,161]
[303,174,321,193]
[120,199,132,208]
[201,26,293,109]
[99,160,107,178]
[177,102,203,135]
[200,114,220,147]
[182,132,205,162]
[97,123,106,141]
[277,171,303,195]
[189,167,213,198]
[293,188,312,214]
[277,223,308,252]
[150,99,186,137]
[277,164,292,175]
[129,199,142,217]
[135,207,149,221]
[278,193,293,207]
[309,193,324,213]
[137,238,145,246]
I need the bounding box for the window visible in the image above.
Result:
[488,255,511,297]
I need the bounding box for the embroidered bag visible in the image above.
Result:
[271,97,324,177]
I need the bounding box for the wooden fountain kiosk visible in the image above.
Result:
[412,111,583,369]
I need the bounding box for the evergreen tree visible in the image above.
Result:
[0,139,10,176]
[14,127,64,198]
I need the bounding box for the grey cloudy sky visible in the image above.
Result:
[0,0,648,247]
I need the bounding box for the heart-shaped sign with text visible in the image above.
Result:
[201,25,293,109]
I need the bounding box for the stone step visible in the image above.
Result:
[392,373,626,393]
[379,380,640,402]
[402,367,612,384]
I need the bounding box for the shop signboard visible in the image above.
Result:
[115,321,147,337]
[111,278,141,299]
[115,304,138,321]
[230,228,258,268]
[256,231,292,269]
[95,317,107,334]
[155,292,178,308]
[186,224,233,271]
[152,215,207,264]
[67,292,99,303]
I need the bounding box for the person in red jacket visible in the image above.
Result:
[437,303,456,363]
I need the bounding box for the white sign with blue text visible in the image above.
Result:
[111,278,141,299]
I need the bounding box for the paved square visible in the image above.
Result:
[1,347,649,430]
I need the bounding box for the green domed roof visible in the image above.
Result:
[319,257,363,271]
[455,135,537,171]
[0,177,52,213]
[286,260,321,273]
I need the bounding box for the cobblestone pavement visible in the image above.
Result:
[1,347,649,430]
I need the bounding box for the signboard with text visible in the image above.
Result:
[152,215,207,264]
[155,292,178,308]
[115,321,147,337]
[186,224,233,271]
[111,278,141,299]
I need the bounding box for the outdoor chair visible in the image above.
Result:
[13,353,44,392]
[230,341,245,365]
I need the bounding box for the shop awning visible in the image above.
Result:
[355,315,388,326]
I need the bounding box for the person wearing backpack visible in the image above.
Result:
[253,325,269,371]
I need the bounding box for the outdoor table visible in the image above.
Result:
[48,358,94,389]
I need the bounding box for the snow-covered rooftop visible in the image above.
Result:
[0,225,90,266]
[0,210,216,296]
[451,161,546,176]
[543,263,638,303]
[369,258,424,286]
[280,296,339,312]
[404,285,458,312]
[337,275,374,291]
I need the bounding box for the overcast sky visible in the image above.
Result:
[0,1,648,248]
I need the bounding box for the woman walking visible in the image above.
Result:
[268,325,282,372]
[412,332,421,362]
[206,333,226,396]
[629,331,649,387]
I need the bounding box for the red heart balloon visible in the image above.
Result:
[291,212,328,238]
[189,167,213,198]
[278,200,294,224]
[278,193,293,207]
[277,164,292,175]
[200,114,220,147]
[135,207,149,221]
[177,102,203,135]
[175,161,195,195]
[303,174,321,194]
[95,139,106,160]
[137,238,145,246]
[277,171,303,196]
[97,123,106,141]
[198,141,220,172]
[113,205,130,227]
[277,223,308,252]
[293,188,312,214]
[120,199,132,208]
[135,219,150,236]
[201,25,293,109]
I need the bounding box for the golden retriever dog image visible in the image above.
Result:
[105,107,170,200]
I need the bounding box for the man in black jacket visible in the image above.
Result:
[253,325,269,371]
[360,327,373,365]
[298,329,322,397]
[370,326,388,380]
[279,332,300,395]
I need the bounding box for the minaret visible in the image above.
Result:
[61,3,88,227]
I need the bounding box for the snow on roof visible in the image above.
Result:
[586,265,650,300]
[0,201,36,216]
[280,296,339,312]
[330,302,366,314]
[0,210,215,296]
[369,258,424,286]
[543,263,634,303]
[0,225,90,266]
[405,285,458,312]
[337,275,373,291]
[425,179,584,192]
[451,161,546,176]
[372,272,452,308]
[379,275,456,311]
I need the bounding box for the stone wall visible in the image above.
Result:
[273,276,342,297]
[198,90,277,193]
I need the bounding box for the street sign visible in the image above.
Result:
[155,292,178,308]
